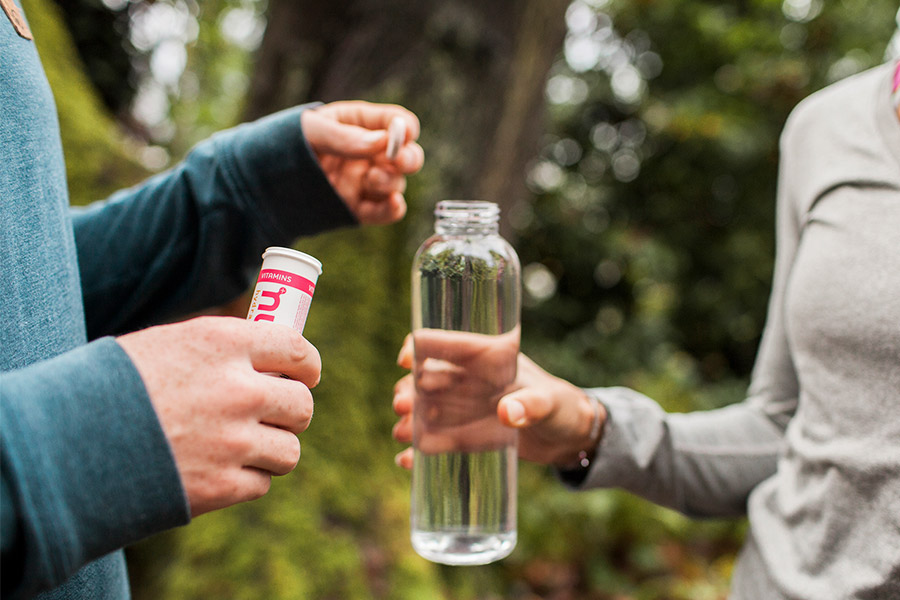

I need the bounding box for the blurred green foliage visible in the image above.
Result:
[520,0,897,398]
[23,0,148,205]
[49,0,139,115]
[38,0,898,598]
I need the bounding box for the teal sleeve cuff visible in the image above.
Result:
[74,104,359,335]
[214,104,358,244]
[1,337,190,594]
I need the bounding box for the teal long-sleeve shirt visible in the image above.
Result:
[0,5,356,598]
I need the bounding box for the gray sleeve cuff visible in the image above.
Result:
[557,387,667,492]
[557,386,783,518]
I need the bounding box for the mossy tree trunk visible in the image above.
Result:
[246,0,569,237]
[22,0,148,205]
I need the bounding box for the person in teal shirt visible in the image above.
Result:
[0,2,424,598]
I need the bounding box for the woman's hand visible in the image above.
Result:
[392,335,605,470]
[497,354,605,467]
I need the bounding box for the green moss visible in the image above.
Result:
[23,0,148,206]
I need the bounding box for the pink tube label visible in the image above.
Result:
[256,269,316,295]
[247,269,317,333]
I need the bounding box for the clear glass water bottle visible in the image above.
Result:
[410,200,522,565]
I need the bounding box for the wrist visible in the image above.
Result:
[555,390,605,470]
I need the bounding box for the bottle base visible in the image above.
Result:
[411,531,516,566]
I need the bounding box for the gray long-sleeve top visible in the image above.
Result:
[580,62,900,599]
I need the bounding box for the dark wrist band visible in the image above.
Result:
[577,392,603,468]
[558,392,603,474]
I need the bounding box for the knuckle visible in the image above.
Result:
[246,474,272,501]
[194,315,229,334]
[284,436,301,471]
[221,466,271,503]
[289,335,320,371]
[392,391,412,415]
[293,388,315,432]
[393,374,411,394]
[194,316,244,352]
[225,429,255,458]
[230,376,263,412]
[275,384,314,435]
[216,468,253,505]
[416,371,446,393]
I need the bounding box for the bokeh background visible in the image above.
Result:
[27,0,898,597]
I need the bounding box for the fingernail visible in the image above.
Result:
[505,399,527,426]
[397,347,410,365]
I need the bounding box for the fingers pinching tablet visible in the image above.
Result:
[386,116,406,160]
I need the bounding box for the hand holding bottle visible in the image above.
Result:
[395,328,520,455]
[393,343,605,470]
[118,316,320,517]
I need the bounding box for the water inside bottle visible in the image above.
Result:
[411,444,517,565]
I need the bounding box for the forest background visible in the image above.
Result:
[25,0,897,598]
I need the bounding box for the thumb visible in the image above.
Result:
[498,389,554,428]
[303,112,386,158]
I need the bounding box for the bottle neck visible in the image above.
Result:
[434,201,500,235]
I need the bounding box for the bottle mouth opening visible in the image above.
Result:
[435,201,500,224]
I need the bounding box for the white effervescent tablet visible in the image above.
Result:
[386,116,406,160]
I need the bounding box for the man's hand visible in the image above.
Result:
[117,316,321,517]
[301,101,424,225]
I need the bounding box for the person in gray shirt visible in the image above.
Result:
[393,60,900,598]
